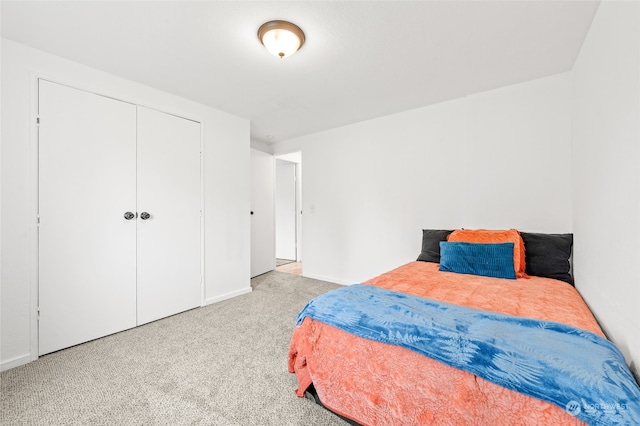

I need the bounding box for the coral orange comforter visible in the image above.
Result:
[288,262,604,425]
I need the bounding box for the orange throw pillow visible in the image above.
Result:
[447,229,527,278]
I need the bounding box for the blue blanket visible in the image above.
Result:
[297,284,640,425]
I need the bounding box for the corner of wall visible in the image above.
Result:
[250,140,274,154]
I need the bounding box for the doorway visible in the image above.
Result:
[275,152,302,275]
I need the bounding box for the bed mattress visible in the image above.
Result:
[288,261,608,425]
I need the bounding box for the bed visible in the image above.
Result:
[288,229,640,425]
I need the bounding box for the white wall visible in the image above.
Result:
[1,39,251,370]
[250,139,273,155]
[274,72,573,284]
[572,0,640,373]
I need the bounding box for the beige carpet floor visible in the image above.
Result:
[1,271,348,425]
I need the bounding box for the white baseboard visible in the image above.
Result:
[204,287,252,305]
[301,272,353,286]
[1,354,33,372]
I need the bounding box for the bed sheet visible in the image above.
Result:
[288,262,604,425]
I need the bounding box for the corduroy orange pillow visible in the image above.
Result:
[447,229,527,278]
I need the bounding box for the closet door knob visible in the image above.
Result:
[140,212,151,220]
[124,211,135,220]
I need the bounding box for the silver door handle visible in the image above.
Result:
[124,211,135,220]
[140,212,150,220]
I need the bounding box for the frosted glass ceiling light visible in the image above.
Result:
[258,20,305,59]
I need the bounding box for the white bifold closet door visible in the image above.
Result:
[39,80,138,355]
[136,106,201,325]
[38,80,201,355]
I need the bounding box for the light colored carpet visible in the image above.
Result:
[1,272,348,425]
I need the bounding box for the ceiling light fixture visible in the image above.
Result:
[258,20,305,59]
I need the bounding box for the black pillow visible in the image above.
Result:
[417,229,454,263]
[520,232,573,285]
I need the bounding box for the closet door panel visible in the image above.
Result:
[136,107,201,325]
[38,80,137,355]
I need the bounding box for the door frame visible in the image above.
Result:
[28,74,205,361]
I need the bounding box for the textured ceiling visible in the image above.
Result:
[1,1,600,144]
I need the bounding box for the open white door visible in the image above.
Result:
[250,149,275,277]
[38,80,137,355]
[275,160,297,260]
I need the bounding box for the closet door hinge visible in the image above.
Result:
[36,116,40,126]
[36,215,40,227]
[37,307,41,321]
